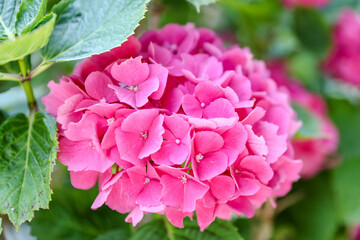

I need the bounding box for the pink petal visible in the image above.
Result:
[183,179,210,212]
[194,81,224,105]
[137,180,163,207]
[125,206,144,226]
[239,156,274,184]
[227,197,255,218]
[165,207,193,228]
[182,94,202,118]
[111,57,149,86]
[195,151,228,181]
[135,77,160,107]
[210,175,236,200]
[160,174,184,209]
[139,114,165,158]
[196,200,215,231]
[85,71,116,101]
[194,131,224,154]
[70,170,98,190]
[148,64,169,100]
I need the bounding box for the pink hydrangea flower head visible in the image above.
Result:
[269,61,339,178]
[43,24,303,230]
[324,9,360,86]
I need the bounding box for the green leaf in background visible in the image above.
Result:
[130,217,243,240]
[0,0,22,41]
[286,173,338,240]
[15,0,48,34]
[327,99,360,157]
[0,112,58,229]
[332,156,360,224]
[0,109,8,125]
[0,217,2,235]
[187,0,217,12]
[31,180,132,240]
[292,7,330,56]
[0,14,55,65]
[292,103,323,139]
[41,0,149,63]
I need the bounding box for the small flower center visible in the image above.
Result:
[88,142,96,150]
[144,177,150,184]
[179,175,187,184]
[129,85,139,91]
[200,103,205,108]
[141,131,148,139]
[195,153,204,162]
[99,97,106,103]
[107,117,115,126]
[175,139,181,144]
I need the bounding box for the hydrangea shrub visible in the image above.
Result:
[42,24,303,230]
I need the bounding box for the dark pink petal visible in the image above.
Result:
[210,175,235,200]
[135,77,160,107]
[70,170,98,190]
[194,81,224,105]
[137,181,163,207]
[182,94,202,118]
[139,114,165,158]
[194,131,224,154]
[196,200,215,231]
[111,57,149,86]
[115,129,145,165]
[253,121,287,163]
[121,109,159,133]
[58,138,113,172]
[227,197,255,218]
[85,71,116,102]
[125,206,144,226]
[149,64,169,100]
[160,174,184,209]
[195,151,228,181]
[165,207,193,228]
[220,123,248,165]
[239,156,274,184]
[183,178,210,212]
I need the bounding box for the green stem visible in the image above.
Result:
[18,59,37,114]
[163,215,176,240]
[31,62,54,78]
[0,72,21,81]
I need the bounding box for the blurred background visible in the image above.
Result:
[1,0,360,239]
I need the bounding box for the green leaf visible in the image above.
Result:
[0,109,8,125]
[0,13,55,65]
[292,103,323,139]
[15,0,48,34]
[130,218,243,240]
[292,7,330,56]
[0,0,22,41]
[287,174,338,240]
[187,0,217,12]
[0,112,58,229]
[327,99,360,157]
[0,217,2,235]
[95,229,131,240]
[41,0,149,63]
[31,179,131,240]
[332,156,360,224]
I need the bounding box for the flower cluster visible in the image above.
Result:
[324,9,360,86]
[268,61,338,178]
[282,0,330,8]
[43,24,302,230]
